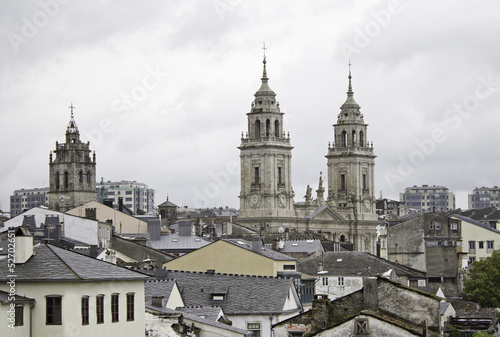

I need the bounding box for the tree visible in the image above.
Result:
[462,249,500,308]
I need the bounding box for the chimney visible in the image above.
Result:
[272,239,279,251]
[118,197,124,212]
[90,245,98,258]
[21,215,36,232]
[252,236,262,254]
[311,295,330,330]
[285,228,289,241]
[15,227,33,264]
[44,215,61,245]
[85,208,97,220]
[178,220,193,236]
[363,277,379,311]
[103,199,113,208]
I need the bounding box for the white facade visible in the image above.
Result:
[400,185,455,212]
[97,180,155,214]
[10,187,49,215]
[0,280,145,337]
[468,186,500,209]
[316,275,364,301]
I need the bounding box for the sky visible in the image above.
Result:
[1,0,500,212]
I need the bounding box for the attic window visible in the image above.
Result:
[292,243,299,246]
[336,259,342,262]
[172,238,178,242]
[306,240,314,243]
[212,295,225,301]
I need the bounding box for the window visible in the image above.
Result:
[355,319,369,335]
[275,120,280,137]
[487,241,494,249]
[451,222,458,230]
[469,241,476,250]
[435,222,441,230]
[322,277,328,286]
[478,241,484,249]
[56,172,60,190]
[79,171,83,183]
[266,119,270,137]
[409,280,418,288]
[247,322,261,337]
[127,293,135,321]
[81,296,89,325]
[362,174,367,191]
[96,295,104,324]
[429,222,434,230]
[46,296,62,325]
[255,120,261,137]
[340,174,346,190]
[64,171,69,189]
[278,167,283,185]
[14,305,23,326]
[111,294,119,323]
[338,277,345,286]
[341,131,347,147]
[212,295,225,301]
[283,264,295,270]
[254,167,260,185]
[359,131,364,147]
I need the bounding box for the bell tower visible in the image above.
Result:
[326,65,377,221]
[48,104,96,212]
[238,53,295,225]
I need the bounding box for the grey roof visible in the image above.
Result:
[146,303,251,336]
[278,239,322,254]
[224,239,296,261]
[176,306,223,322]
[0,290,34,304]
[149,234,210,251]
[145,279,177,307]
[0,243,150,282]
[450,214,500,234]
[147,270,301,315]
[297,251,426,277]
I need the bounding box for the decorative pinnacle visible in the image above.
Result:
[347,59,353,96]
[69,102,75,117]
[262,42,268,80]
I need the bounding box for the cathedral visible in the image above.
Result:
[47,105,97,212]
[238,57,379,254]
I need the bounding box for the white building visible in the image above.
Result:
[97,179,155,214]
[400,185,456,212]
[9,187,49,216]
[468,186,500,209]
[0,228,148,336]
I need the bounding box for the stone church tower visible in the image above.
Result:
[48,105,96,212]
[326,68,377,221]
[238,56,295,227]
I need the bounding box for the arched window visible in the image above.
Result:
[87,171,91,184]
[359,131,364,147]
[64,171,69,189]
[55,172,60,190]
[340,235,346,242]
[255,120,261,138]
[274,120,280,137]
[79,171,83,183]
[266,119,270,137]
[352,130,357,146]
[341,131,347,147]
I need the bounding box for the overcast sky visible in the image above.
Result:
[1,1,500,212]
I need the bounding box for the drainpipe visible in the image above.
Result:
[269,315,273,337]
[29,300,35,337]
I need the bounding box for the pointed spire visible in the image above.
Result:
[261,42,268,82]
[254,43,275,97]
[347,59,354,97]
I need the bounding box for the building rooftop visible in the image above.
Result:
[224,238,296,261]
[148,270,300,315]
[0,243,150,282]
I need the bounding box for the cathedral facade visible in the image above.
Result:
[238,58,378,254]
[48,106,97,212]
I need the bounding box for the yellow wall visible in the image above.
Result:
[457,217,500,261]
[163,240,296,276]
[67,201,148,234]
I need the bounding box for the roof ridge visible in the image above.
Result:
[45,244,83,280]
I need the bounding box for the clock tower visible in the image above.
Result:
[238,55,295,226]
[48,104,96,212]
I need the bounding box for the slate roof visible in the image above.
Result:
[146,304,251,336]
[145,279,177,307]
[176,306,223,322]
[297,251,426,278]
[224,239,296,261]
[147,270,301,315]
[0,290,34,304]
[277,239,322,254]
[149,234,210,251]
[450,214,500,234]
[0,243,150,282]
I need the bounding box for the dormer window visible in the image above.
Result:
[212,294,225,301]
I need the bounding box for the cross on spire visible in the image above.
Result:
[69,103,75,117]
[262,41,267,58]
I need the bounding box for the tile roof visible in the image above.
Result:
[297,251,426,277]
[224,239,296,261]
[0,243,150,282]
[147,270,301,315]
[176,306,223,322]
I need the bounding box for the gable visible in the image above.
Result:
[163,240,276,276]
[307,206,345,221]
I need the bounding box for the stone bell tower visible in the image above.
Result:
[326,66,377,221]
[48,104,96,212]
[238,54,295,227]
